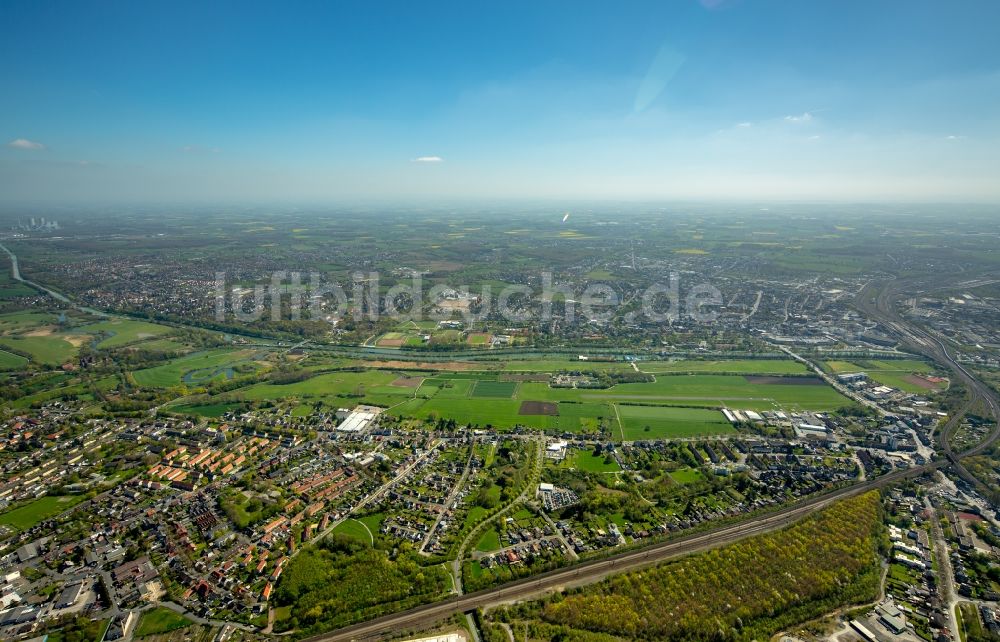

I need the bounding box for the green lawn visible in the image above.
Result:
[464,506,487,529]
[616,405,735,440]
[134,607,193,637]
[669,467,704,484]
[476,528,501,552]
[389,372,847,430]
[565,450,620,473]
[0,495,84,531]
[357,512,385,534]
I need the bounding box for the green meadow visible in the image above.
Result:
[616,405,735,440]
[0,335,77,366]
[81,318,173,348]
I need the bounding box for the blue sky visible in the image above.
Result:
[2,0,999,203]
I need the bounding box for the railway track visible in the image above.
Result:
[306,277,1000,642]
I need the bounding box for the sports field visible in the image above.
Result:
[332,518,374,543]
[0,495,84,531]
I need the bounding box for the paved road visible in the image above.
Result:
[451,438,543,594]
[7,240,997,640]
[301,464,937,642]
[304,276,1000,642]
[855,279,1000,487]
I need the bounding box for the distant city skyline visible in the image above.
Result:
[2,0,999,204]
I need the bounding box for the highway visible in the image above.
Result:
[306,277,1000,642]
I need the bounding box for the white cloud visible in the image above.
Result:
[8,138,46,150]
[412,156,443,163]
[945,135,966,140]
[784,112,813,123]
[736,122,752,128]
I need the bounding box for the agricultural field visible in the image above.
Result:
[391,397,528,428]
[824,359,945,393]
[342,366,851,431]
[615,405,734,440]
[470,379,518,398]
